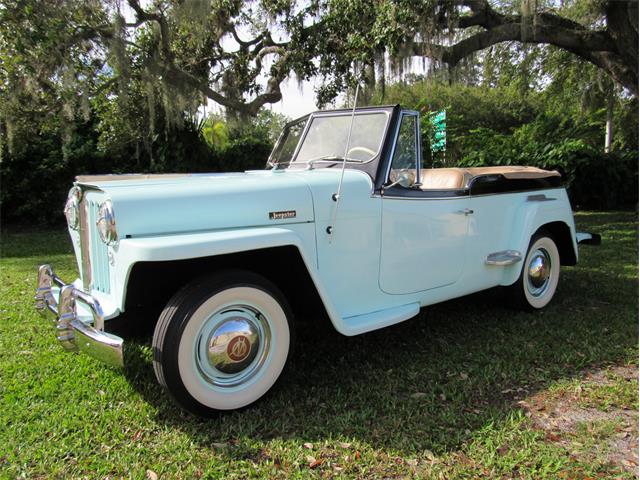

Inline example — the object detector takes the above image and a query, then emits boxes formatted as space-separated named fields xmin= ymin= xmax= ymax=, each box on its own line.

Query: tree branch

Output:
xmin=145 ymin=53 xmax=288 ymax=116
xmin=126 ymin=0 xmax=172 ymax=61
xmin=412 ymin=22 xmax=615 ymax=65
xmin=415 ymin=0 xmax=637 ymax=93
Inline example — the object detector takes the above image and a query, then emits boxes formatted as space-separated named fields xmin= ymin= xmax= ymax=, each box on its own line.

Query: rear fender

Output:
xmin=502 ymin=192 xmax=577 ymax=286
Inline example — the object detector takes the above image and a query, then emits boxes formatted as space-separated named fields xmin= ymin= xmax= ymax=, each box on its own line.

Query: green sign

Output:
xmin=429 ymin=110 xmax=446 ymax=153
xmin=431 ymin=111 xmax=446 ymax=124
xmin=433 ymin=130 xmax=446 ymax=141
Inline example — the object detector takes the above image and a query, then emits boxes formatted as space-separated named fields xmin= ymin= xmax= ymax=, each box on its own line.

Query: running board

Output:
xmin=340 ymin=303 xmax=420 ymax=336
xmin=485 ymin=250 xmax=522 ymax=266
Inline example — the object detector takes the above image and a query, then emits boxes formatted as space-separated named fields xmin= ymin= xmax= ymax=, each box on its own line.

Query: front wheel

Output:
xmin=152 ymin=270 xmax=293 ymax=416
xmin=508 ymin=233 xmax=561 ymax=310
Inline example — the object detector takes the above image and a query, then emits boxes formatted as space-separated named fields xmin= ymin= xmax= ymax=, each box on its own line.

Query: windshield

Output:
xmin=269 ymin=112 xmax=389 ymax=167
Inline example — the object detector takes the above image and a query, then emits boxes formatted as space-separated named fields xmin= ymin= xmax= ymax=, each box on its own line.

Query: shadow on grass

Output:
xmin=121 ymin=261 xmax=638 ymax=456
xmin=3 ymin=212 xmax=633 ymax=460
xmin=0 ymin=229 xmax=73 ymax=258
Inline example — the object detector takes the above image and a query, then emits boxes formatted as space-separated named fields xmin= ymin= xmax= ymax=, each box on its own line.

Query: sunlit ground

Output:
xmin=1 ymin=211 xmax=637 ymax=478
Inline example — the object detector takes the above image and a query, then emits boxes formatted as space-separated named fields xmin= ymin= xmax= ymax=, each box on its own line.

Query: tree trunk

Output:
xmin=604 ymin=90 xmax=614 ymax=153
xmin=362 ymin=60 xmax=376 ymax=104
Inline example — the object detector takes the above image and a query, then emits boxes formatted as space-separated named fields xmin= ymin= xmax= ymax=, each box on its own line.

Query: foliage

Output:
xmin=0 ymin=0 xmax=637 ymax=222
xmin=0 ymin=101 xmax=279 ymax=225
xmin=1 ymin=0 xmax=637 ymax=148
xmin=458 ymin=134 xmax=638 ymax=209
xmin=0 ymin=212 xmax=637 ymax=477
xmin=377 ymin=81 xmax=638 ymax=209
xmin=201 ymin=115 xmax=230 ymax=152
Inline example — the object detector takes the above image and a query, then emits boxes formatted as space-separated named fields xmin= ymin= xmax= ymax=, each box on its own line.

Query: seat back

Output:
xmin=419 ymin=168 xmax=466 ymax=190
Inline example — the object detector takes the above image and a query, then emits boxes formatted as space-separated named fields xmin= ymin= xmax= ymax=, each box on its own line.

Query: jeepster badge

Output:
xmin=269 ymin=210 xmax=296 ymax=220
xmin=227 ymin=335 xmax=251 ymax=362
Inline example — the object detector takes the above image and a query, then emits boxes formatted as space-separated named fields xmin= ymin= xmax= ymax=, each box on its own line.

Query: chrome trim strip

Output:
xmin=485 ymin=250 xmax=523 ymax=266
xmin=78 ymin=189 xmax=92 ymax=291
xmin=373 ymin=192 xmax=468 ymax=200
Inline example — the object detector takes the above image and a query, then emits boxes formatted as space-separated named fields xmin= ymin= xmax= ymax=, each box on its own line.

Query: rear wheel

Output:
xmin=153 ymin=270 xmax=293 ymax=416
xmin=508 ymin=233 xmax=560 ymax=310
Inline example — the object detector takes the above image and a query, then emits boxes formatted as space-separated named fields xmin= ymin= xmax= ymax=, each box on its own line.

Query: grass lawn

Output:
xmin=1 ymin=211 xmax=637 ymax=479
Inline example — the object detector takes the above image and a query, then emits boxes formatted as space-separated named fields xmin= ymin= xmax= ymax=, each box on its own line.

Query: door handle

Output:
xmin=458 ymin=208 xmax=474 ymax=215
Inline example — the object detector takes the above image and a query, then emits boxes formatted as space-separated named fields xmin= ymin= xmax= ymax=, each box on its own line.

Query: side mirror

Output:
xmin=385 ymin=169 xmax=416 ymax=189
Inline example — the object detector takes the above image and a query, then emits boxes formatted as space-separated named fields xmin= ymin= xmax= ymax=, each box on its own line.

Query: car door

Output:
xmin=379 ymin=111 xmax=470 ymax=295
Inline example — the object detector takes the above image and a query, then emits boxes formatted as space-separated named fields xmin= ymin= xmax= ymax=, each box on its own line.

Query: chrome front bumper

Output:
xmin=34 ymin=265 xmax=124 ymax=368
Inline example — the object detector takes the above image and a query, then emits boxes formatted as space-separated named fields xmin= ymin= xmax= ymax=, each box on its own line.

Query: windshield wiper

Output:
xmin=270 ymin=155 xmax=365 ymax=170
xmin=305 ymin=155 xmax=364 ymax=170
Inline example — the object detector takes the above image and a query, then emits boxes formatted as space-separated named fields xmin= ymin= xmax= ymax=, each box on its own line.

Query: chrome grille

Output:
xmin=78 ymin=190 xmax=111 ymax=294
xmin=87 ymin=199 xmax=111 ymax=294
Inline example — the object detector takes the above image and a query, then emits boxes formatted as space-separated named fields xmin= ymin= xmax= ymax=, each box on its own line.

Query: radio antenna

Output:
xmin=327 ymin=83 xmax=359 ymax=241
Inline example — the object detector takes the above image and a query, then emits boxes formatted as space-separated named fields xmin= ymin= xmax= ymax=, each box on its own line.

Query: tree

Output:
xmin=0 ymin=0 xmax=318 ymax=132
xmin=1 ymin=0 xmax=636 ymax=141
xmin=405 ymin=0 xmax=638 ymax=95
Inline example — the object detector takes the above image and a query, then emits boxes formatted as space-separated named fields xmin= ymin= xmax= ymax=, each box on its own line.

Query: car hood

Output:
xmin=76 ymin=171 xmax=314 ymax=237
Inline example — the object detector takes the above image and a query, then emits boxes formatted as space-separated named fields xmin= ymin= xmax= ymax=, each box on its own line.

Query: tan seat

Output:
xmin=419 ymin=168 xmax=466 ymax=189
xmin=418 ymin=166 xmax=560 ymax=190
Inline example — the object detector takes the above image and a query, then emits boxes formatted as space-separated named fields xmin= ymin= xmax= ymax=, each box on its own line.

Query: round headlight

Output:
xmin=96 ymin=200 xmax=118 ymax=245
xmin=64 ymin=187 xmax=81 ymax=230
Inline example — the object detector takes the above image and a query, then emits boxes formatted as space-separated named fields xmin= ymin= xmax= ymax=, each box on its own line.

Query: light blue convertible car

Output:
xmin=35 ymin=105 xmax=600 ymax=416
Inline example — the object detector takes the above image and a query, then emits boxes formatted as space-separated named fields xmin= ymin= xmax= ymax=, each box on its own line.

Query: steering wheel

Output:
xmin=347 ymin=146 xmax=376 ymax=159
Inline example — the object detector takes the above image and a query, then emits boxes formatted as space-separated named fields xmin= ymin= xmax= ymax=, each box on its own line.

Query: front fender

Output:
xmin=111 ymin=225 xmax=343 ymax=329
xmin=118 ymin=227 xmax=312 ymax=263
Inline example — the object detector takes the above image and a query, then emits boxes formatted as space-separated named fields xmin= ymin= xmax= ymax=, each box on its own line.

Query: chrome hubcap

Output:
xmin=195 ymin=305 xmax=271 ymax=388
xmin=526 ymin=248 xmax=552 ymax=297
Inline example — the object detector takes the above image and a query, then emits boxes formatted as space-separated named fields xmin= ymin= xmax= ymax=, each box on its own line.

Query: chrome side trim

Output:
xmin=485 ymin=250 xmax=523 ymax=266
xmin=372 ymin=193 xmax=468 ymax=201
xmin=34 ymin=264 xmax=123 ymax=368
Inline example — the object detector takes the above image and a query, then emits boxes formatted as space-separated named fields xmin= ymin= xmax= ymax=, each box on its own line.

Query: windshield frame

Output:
xmin=290 ymin=110 xmax=391 ymax=167
xmin=267 ymin=106 xmax=395 ymax=169
xmin=267 ymin=114 xmax=310 ymax=168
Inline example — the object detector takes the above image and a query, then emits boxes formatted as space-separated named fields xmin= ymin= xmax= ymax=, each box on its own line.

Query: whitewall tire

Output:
xmin=153 ymin=270 xmax=293 ymax=416
xmin=509 ymin=233 xmax=561 ymax=310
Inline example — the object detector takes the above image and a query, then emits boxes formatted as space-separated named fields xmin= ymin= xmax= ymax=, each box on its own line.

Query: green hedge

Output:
xmin=0 ymin=121 xmax=273 ymax=226
xmin=455 ymin=131 xmax=638 ymax=209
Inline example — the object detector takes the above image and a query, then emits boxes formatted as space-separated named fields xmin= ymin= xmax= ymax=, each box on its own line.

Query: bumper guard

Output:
xmin=34 ymin=265 xmax=124 ymax=368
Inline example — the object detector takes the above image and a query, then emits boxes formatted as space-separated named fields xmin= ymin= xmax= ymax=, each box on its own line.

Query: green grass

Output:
xmin=1 ymin=212 xmax=637 ymax=478
xmin=547 ymin=370 xmax=639 ymax=412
